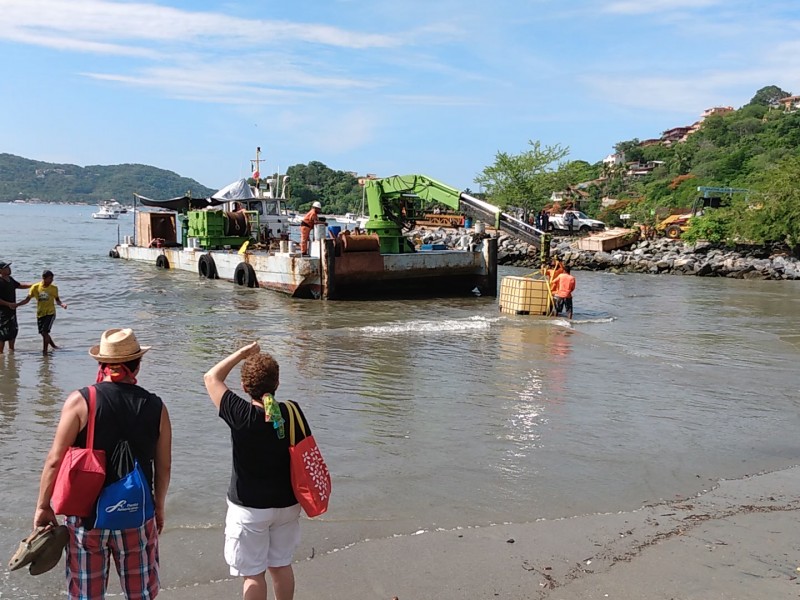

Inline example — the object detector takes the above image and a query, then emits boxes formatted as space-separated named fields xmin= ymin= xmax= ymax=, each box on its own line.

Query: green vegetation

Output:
xmin=283 ymin=161 xmax=363 ymax=214
xmin=477 ymin=85 xmax=800 ymax=251
xmin=0 ymin=153 xmax=215 ymax=203
xmin=4 ymin=84 xmax=798 ymax=252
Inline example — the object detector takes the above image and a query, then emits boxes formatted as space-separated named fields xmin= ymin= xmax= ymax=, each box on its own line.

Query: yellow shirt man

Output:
xmin=18 ymin=270 xmax=67 ymax=353
xmin=29 ymin=281 xmax=59 ymax=317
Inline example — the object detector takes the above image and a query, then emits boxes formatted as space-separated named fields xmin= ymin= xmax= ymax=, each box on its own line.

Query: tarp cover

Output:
xmin=211 ymin=179 xmax=257 ymax=201
xmin=134 ymin=193 xmax=225 ymax=212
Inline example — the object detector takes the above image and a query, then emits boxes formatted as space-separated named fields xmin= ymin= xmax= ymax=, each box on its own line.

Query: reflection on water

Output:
xmin=0 ymin=353 xmax=21 ymax=434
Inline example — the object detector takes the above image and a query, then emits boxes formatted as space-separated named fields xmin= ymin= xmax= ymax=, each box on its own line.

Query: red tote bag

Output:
xmin=285 ymin=400 xmax=331 ymax=517
xmin=51 ymin=386 xmax=107 ymax=517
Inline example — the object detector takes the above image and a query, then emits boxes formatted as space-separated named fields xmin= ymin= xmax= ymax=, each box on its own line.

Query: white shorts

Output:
xmin=224 ymin=499 xmax=302 ymax=576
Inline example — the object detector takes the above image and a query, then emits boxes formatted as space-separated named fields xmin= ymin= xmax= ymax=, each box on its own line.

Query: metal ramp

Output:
xmin=459 ymin=193 xmax=549 ymax=253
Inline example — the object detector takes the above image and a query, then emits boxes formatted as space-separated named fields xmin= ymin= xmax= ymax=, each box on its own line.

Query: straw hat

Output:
xmin=89 ymin=328 xmax=151 ymax=362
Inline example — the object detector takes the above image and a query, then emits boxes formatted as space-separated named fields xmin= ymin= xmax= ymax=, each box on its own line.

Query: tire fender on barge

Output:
xmin=198 ymin=253 xmax=218 ymax=279
xmin=156 ymin=255 xmax=170 ymax=269
xmin=234 ymin=262 xmax=258 ymax=288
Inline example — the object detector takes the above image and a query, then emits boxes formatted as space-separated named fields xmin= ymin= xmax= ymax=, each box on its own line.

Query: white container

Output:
xmin=474 ymin=221 xmax=485 ymax=234
xmin=279 ymin=240 xmax=289 ymax=253
xmin=313 ymin=223 xmax=327 ymax=241
xmin=187 ymin=237 xmax=199 ymax=248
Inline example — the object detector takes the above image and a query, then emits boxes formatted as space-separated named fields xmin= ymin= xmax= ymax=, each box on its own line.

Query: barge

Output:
xmin=110 ymin=156 xmax=548 ymax=300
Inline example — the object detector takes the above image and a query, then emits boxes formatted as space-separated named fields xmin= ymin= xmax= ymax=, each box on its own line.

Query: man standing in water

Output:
xmin=0 ymin=261 xmax=31 ymax=353
xmin=553 ymin=265 xmax=576 ymax=319
xmin=17 ymin=269 xmax=67 ymax=354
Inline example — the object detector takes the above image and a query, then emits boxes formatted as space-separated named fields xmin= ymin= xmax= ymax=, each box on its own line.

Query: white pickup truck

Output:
xmin=548 ymin=210 xmax=605 ymax=233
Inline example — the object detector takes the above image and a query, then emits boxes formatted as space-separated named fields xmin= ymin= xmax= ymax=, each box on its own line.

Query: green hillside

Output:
xmin=0 ymin=154 xmax=215 ymax=203
xmin=476 ymin=85 xmax=800 ymax=249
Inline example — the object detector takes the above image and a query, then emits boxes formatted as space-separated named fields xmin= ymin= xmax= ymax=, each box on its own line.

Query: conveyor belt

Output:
xmin=460 ymin=193 xmax=548 ymax=252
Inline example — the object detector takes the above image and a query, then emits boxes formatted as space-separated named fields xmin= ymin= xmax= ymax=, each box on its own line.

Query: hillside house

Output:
xmin=701 ymin=106 xmax=734 ymax=119
xmin=778 ymin=96 xmax=800 ymax=112
xmin=661 ymin=126 xmax=693 ymax=145
xmin=603 ymin=153 xmax=624 ymax=167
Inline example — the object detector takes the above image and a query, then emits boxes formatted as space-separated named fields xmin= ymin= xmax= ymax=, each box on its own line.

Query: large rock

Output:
xmin=477 ymin=230 xmax=799 ymax=281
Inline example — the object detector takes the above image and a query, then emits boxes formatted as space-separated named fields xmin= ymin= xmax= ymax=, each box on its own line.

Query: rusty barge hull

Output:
xmin=113 ymin=238 xmax=497 ymax=300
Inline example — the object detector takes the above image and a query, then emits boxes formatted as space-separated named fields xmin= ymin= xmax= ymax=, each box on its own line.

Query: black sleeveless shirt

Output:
xmin=74 ymin=381 xmax=163 ymax=491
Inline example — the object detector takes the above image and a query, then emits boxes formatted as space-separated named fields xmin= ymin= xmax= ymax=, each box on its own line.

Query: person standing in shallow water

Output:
xmin=204 ymin=341 xmax=314 ymax=600
xmin=0 ymin=260 xmax=31 ymax=353
xmin=17 ymin=269 xmax=67 ymax=354
xmin=552 ymin=265 xmax=576 ymax=319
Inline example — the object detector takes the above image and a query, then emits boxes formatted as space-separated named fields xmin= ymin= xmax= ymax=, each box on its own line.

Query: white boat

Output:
xmin=338 ymin=212 xmax=369 ymax=229
xmin=103 ymin=199 xmax=127 ymax=214
xmin=92 ymin=205 xmax=119 ymax=220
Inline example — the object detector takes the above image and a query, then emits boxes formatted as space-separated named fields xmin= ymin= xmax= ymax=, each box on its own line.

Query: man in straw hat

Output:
xmin=32 ymin=328 xmax=172 ymax=600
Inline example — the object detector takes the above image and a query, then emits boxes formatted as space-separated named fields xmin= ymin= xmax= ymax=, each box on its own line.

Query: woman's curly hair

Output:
xmin=241 ymin=352 xmax=280 ymax=399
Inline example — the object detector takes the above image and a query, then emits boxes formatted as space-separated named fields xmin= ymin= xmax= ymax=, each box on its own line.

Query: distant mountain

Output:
xmin=0 ymin=153 xmax=216 ymax=203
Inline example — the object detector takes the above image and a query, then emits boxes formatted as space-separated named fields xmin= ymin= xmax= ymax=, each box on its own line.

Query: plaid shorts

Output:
xmin=65 ymin=516 xmax=160 ymax=600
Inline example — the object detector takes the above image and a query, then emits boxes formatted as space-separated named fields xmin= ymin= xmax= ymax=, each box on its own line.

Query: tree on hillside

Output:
xmin=738 ymin=155 xmax=800 ymax=252
xmin=748 ymin=85 xmax=792 ymax=107
xmin=285 ymin=161 xmax=362 ymax=213
xmin=614 ymin=139 xmax=645 ymax=164
xmin=474 ymin=140 xmax=570 ymax=211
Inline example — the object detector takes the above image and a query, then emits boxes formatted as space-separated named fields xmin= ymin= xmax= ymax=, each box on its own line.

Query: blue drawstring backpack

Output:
xmin=94 ymin=441 xmax=154 ymax=530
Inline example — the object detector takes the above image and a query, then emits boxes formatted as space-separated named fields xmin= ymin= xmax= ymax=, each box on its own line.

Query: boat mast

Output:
xmin=251 ymin=147 xmax=265 ymax=196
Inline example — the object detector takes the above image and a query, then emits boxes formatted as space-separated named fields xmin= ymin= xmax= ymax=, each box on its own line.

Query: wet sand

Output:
xmin=156 ymin=466 xmax=800 ymax=600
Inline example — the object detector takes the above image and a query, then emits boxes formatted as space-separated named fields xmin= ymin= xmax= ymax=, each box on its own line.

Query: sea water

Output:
xmin=1 ymin=203 xmax=799 ymax=597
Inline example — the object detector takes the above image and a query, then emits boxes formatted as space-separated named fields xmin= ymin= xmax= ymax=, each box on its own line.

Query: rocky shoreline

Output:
xmin=415 ymin=227 xmax=800 ymax=280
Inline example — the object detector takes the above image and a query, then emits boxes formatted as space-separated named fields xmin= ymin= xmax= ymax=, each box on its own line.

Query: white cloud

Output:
xmin=604 ymin=0 xmax=722 ymax=15
xmin=0 ymin=0 xmax=401 ymax=50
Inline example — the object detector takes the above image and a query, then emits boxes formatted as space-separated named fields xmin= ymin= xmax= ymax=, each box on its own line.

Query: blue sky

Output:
xmin=1 ymin=0 xmax=799 ymax=191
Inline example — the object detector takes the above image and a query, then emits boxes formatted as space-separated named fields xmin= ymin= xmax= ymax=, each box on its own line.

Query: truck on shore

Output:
xmin=548 ymin=210 xmax=605 ymax=233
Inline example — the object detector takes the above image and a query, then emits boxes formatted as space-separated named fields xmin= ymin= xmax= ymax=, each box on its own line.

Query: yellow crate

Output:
xmin=498 ymin=276 xmax=551 ymax=316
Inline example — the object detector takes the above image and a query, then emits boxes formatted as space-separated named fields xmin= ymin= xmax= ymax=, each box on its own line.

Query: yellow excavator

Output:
xmin=655 ymin=186 xmax=749 ymax=239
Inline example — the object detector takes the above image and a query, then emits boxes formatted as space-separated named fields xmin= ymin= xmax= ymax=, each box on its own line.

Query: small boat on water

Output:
xmin=109 ymin=148 xmax=548 ymax=299
xmin=105 ymin=199 xmax=128 ymax=214
xmin=92 ymin=204 xmax=119 ymax=220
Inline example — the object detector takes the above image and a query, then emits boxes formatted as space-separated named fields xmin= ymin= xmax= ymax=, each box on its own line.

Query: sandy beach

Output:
xmin=149 ymin=466 xmax=800 ymax=600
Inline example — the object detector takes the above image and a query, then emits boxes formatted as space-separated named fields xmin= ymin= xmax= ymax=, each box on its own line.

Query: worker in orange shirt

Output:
xmin=552 ymin=265 xmax=576 ymax=319
xmin=299 ymin=201 xmax=322 ymax=255
xmin=545 ymin=258 xmax=564 ymax=293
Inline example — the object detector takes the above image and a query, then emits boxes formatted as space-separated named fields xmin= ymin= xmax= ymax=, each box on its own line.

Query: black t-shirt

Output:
xmin=0 ymin=276 xmax=20 ymax=317
xmin=219 ymin=390 xmax=310 ymax=509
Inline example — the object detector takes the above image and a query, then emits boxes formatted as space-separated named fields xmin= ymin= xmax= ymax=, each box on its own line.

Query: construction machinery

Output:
xmin=655 ymin=186 xmax=749 ymax=239
xmin=362 ymin=174 xmax=549 ymax=261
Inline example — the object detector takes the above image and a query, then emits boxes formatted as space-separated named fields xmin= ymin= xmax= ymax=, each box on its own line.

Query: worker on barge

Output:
xmin=299 ymin=201 xmax=323 ymax=256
